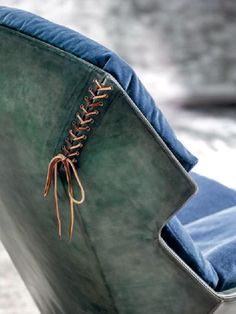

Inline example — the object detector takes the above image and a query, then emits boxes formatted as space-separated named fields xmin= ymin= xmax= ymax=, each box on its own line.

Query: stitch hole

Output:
xmin=65 ymin=137 xmax=71 ymax=143
xmin=62 ymin=145 xmax=69 ymax=153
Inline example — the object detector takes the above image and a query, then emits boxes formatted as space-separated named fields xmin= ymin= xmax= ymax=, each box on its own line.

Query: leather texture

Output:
xmin=0 ymin=6 xmax=198 ymax=172
xmin=0 ymin=26 xmax=219 ymax=313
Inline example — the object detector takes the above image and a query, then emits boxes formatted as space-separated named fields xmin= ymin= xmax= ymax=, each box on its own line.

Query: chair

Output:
xmin=0 ymin=6 xmax=236 ymax=314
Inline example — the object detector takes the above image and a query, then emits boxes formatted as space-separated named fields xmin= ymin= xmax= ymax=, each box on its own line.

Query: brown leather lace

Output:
xmin=43 ymin=79 xmax=112 ymax=240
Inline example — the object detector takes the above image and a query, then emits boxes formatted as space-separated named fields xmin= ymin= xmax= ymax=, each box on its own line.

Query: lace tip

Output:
xmin=69 ymin=230 xmax=73 ymax=241
xmin=58 ymin=228 xmax=62 ymax=240
xmin=58 ymin=222 xmax=62 ymax=240
xmin=43 ymin=187 xmax=49 ymax=197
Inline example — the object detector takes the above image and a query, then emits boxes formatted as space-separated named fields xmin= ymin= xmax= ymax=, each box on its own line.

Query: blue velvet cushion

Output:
xmin=161 ymin=215 xmax=219 ymax=288
xmin=163 ymin=173 xmax=236 ymax=292
xmin=178 ymin=173 xmax=236 ymax=225
xmin=0 ymin=6 xmax=197 ymax=172
xmin=186 ymin=205 xmax=236 ymax=291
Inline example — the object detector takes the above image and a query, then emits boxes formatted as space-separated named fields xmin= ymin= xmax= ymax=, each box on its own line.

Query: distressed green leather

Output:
xmin=0 ymin=26 xmax=220 ymax=313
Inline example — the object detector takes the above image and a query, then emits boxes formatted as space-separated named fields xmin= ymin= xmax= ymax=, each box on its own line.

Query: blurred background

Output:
xmin=0 ymin=1 xmax=235 ymax=313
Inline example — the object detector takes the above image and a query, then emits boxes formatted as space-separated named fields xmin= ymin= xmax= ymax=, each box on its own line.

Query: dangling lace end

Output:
xmin=69 ymin=198 xmax=74 ymax=241
xmin=57 ymin=220 xmax=62 ymax=240
xmin=43 ymin=153 xmax=85 ymax=240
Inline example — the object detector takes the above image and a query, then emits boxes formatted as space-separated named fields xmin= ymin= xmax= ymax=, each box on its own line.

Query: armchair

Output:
xmin=0 ymin=7 xmax=235 ymax=314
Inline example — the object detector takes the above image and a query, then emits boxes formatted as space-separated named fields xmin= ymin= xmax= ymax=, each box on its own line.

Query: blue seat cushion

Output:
xmin=0 ymin=6 xmax=197 ymax=172
xmin=163 ymin=173 xmax=236 ymax=291
xmin=178 ymin=173 xmax=236 ymax=224
xmin=161 ymin=215 xmax=219 ymax=288
xmin=186 ymin=205 xmax=236 ymax=291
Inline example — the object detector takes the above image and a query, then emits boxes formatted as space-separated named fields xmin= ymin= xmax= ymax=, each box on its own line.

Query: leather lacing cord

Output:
xmin=43 ymin=79 xmax=112 ymax=240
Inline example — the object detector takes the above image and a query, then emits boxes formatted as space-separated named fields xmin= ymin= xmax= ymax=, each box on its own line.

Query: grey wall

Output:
xmin=1 ymin=0 xmax=236 ymax=102
xmin=107 ymin=1 xmax=236 ymax=102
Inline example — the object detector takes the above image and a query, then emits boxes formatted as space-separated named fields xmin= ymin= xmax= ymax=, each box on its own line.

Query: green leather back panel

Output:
xmin=0 ymin=26 xmax=219 ymax=313
xmin=0 ymin=26 xmax=115 ymax=314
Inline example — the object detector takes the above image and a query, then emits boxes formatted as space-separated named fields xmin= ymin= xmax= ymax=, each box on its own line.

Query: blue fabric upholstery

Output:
xmin=178 ymin=173 xmax=236 ymax=224
xmin=163 ymin=173 xmax=236 ymax=292
xmin=161 ymin=216 xmax=219 ymax=288
xmin=0 ymin=6 xmax=197 ymax=172
xmin=186 ymin=205 xmax=236 ymax=291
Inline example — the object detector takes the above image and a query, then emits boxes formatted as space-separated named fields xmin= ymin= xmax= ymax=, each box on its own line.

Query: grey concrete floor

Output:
xmin=0 ymin=1 xmax=235 ymax=313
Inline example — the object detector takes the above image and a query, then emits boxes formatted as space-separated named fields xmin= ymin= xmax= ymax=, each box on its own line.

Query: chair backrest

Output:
xmin=0 ymin=6 xmax=198 ymax=173
xmin=0 ymin=23 xmax=218 ymax=314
